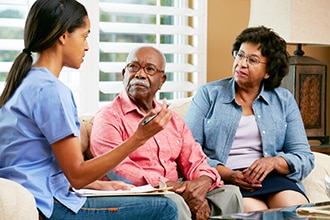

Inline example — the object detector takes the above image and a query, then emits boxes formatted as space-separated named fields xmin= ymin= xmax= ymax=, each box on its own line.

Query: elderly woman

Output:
xmin=184 ymin=26 xmax=314 ymax=212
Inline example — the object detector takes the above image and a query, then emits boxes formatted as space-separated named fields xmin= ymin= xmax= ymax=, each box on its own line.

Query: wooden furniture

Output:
xmin=311 ymin=144 xmax=330 ymax=156
xmin=281 ymin=47 xmax=328 ymax=145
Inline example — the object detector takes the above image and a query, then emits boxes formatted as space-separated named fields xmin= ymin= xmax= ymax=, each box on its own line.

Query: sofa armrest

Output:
xmin=0 ymin=178 xmax=38 ymax=220
xmin=302 ymin=151 xmax=330 ymax=203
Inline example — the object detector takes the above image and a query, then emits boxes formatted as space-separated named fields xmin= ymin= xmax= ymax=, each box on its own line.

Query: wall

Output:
xmin=207 ymin=0 xmax=330 ymax=138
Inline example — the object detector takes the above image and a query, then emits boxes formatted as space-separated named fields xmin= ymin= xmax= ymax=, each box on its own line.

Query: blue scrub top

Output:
xmin=0 ymin=67 xmax=86 ymax=218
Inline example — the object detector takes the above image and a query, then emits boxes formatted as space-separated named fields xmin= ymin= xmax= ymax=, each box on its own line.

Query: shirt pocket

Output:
xmin=49 ymin=172 xmax=70 ymax=196
xmin=203 ymin=118 xmax=232 ymax=148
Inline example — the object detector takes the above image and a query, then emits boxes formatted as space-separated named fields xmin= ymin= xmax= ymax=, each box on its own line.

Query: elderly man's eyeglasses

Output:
xmin=233 ymin=51 xmax=267 ymax=66
xmin=126 ymin=63 xmax=164 ymax=75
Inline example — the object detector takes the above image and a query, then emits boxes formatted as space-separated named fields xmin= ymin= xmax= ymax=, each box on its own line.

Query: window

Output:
xmin=0 ymin=0 xmax=30 ymax=93
xmin=0 ymin=0 xmax=207 ymax=115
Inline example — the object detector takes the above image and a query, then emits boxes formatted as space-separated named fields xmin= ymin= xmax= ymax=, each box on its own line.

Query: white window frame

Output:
xmin=0 ymin=0 xmax=207 ymax=115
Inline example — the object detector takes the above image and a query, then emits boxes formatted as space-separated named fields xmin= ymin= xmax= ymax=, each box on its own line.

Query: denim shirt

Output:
xmin=185 ymin=78 xmax=314 ymax=183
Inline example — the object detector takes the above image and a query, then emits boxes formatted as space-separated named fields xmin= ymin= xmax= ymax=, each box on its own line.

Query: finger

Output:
xmin=162 ymin=98 xmax=168 ymax=109
xmin=110 ymin=181 xmax=134 ymax=190
xmin=194 ymin=201 xmax=210 ymax=219
xmin=242 ymin=187 xmax=257 ymax=192
xmin=174 ymin=183 xmax=186 ymax=194
xmin=257 ymin=170 xmax=269 ymax=182
xmin=245 ymin=164 xmax=264 ymax=182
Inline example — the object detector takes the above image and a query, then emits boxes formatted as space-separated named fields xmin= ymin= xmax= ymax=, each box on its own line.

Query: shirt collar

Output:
xmin=223 ymin=78 xmax=269 ymax=105
xmin=119 ymin=90 xmax=159 ymax=116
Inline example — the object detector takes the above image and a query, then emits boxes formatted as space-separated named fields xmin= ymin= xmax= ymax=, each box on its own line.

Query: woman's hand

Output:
xmin=243 ymin=156 xmax=290 ymax=184
xmin=216 ymin=165 xmax=261 ymax=192
xmin=84 ymin=180 xmax=134 ymax=191
xmin=229 ymin=170 xmax=262 ymax=192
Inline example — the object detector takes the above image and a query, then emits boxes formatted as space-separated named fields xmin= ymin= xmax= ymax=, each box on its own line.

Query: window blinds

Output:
xmin=0 ymin=0 xmax=207 ymax=114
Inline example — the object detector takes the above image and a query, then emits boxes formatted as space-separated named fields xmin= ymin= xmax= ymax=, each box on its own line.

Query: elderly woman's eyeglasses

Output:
xmin=126 ymin=63 xmax=164 ymax=75
xmin=233 ymin=51 xmax=267 ymax=66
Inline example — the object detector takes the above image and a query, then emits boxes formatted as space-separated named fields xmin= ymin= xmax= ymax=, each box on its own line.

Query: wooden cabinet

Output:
xmin=282 ymin=54 xmax=329 ymax=144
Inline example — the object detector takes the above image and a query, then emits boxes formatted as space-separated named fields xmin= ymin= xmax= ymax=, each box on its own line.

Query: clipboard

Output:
xmin=72 ymin=184 xmax=174 ymax=197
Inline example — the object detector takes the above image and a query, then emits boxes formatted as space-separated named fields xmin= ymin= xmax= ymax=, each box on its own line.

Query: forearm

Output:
xmin=199 ymin=175 xmax=213 ymax=188
xmin=53 ymin=133 xmax=147 ymax=189
xmin=273 ymin=156 xmax=291 ymax=175
xmin=78 ymin=133 xmax=147 ymax=185
xmin=216 ymin=164 xmax=234 ymax=183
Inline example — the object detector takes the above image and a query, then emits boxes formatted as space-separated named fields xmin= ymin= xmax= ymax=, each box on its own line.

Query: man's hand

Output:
xmin=178 ymin=176 xmax=212 ymax=219
xmin=166 ymin=180 xmax=185 ymax=192
xmin=193 ymin=199 xmax=210 ymax=220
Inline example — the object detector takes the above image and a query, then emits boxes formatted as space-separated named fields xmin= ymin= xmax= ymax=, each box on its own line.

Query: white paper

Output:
xmin=72 ymin=184 xmax=173 ymax=197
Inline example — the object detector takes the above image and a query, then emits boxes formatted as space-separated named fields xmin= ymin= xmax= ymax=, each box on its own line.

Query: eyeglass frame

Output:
xmin=125 ymin=62 xmax=165 ymax=76
xmin=233 ymin=50 xmax=267 ymax=66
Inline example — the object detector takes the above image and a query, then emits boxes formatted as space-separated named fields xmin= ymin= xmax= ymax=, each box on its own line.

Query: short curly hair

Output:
xmin=232 ymin=26 xmax=289 ymax=90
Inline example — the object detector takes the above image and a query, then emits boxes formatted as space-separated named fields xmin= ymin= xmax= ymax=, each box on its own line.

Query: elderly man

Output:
xmin=90 ymin=46 xmax=243 ymax=220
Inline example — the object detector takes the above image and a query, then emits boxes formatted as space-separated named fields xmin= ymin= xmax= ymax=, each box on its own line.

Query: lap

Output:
xmin=165 ymin=185 xmax=244 ymax=219
xmin=240 ymin=172 xmax=308 ymax=201
xmin=43 ymin=195 xmax=177 ymax=220
xmin=165 ymin=193 xmax=191 ymax=220
xmin=207 ymin=184 xmax=244 ymax=215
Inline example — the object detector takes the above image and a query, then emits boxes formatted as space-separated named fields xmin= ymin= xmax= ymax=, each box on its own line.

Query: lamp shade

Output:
xmin=248 ymin=0 xmax=330 ymax=46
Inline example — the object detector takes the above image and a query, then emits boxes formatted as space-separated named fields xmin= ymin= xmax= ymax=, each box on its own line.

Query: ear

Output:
xmin=159 ymin=73 xmax=167 ymax=89
xmin=59 ymin=32 xmax=67 ymax=45
xmin=264 ymin=73 xmax=270 ymax=79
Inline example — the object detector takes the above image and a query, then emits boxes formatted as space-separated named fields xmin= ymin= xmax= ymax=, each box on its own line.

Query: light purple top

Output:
xmin=225 ymin=115 xmax=263 ymax=169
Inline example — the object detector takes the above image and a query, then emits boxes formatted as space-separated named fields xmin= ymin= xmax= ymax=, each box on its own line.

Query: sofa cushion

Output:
xmin=79 ymin=115 xmax=94 ymax=160
xmin=0 ymin=178 xmax=38 ymax=220
xmin=302 ymin=151 xmax=330 ymax=203
xmin=168 ymin=97 xmax=192 ymax=118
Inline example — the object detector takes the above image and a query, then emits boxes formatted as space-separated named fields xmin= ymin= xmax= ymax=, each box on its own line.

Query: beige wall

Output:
xmin=207 ymin=0 xmax=330 ymax=137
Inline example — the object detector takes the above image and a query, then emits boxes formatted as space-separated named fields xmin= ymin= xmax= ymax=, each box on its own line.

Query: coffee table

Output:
xmin=209 ymin=201 xmax=330 ymax=220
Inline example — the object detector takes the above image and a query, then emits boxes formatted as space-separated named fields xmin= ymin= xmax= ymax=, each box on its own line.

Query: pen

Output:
xmin=142 ymin=113 xmax=158 ymax=126
xmin=142 ymin=104 xmax=170 ymax=126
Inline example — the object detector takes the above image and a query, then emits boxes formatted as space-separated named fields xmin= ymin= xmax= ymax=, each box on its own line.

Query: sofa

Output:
xmin=168 ymin=97 xmax=330 ymax=203
xmin=79 ymin=97 xmax=330 ymax=203
xmin=0 ymin=178 xmax=38 ymax=219
xmin=1 ymin=97 xmax=330 ymax=219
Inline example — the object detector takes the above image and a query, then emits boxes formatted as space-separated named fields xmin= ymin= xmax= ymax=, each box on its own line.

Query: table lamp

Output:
xmin=248 ymin=0 xmax=330 ymax=144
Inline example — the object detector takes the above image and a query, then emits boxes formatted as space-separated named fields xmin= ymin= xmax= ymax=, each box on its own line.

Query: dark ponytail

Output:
xmin=0 ymin=0 xmax=87 ymax=107
xmin=0 ymin=51 xmax=33 ymax=106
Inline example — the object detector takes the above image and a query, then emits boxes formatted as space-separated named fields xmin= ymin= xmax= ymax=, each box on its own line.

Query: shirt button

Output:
xmin=257 ymin=115 xmax=261 ymax=118
xmin=262 ymin=130 xmax=266 ymax=134
xmin=157 ymin=139 xmax=161 ymax=143
xmin=176 ymin=140 xmax=180 ymax=144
